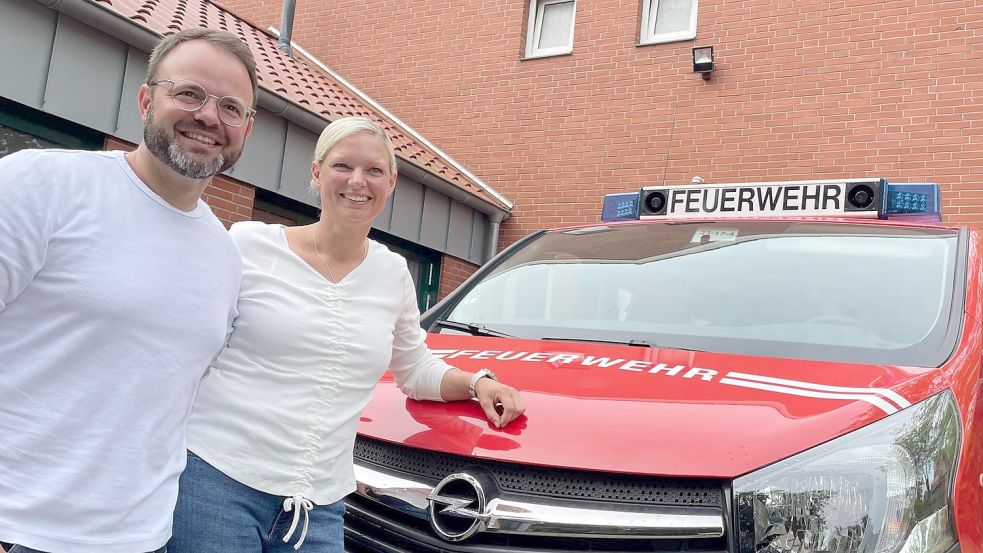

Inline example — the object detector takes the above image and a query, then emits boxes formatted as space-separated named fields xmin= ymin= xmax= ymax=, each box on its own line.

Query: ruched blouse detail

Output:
xmin=185 ymin=221 xmax=451 ymax=506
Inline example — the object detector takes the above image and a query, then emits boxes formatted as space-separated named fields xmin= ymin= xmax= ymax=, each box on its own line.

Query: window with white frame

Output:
xmin=640 ymin=0 xmax=698 ymax=45
xmin=525 ymin=0 xmax=576 ymax=58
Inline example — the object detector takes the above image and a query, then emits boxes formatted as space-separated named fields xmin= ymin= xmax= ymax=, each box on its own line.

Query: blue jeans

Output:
xmin=1 ymin=545 xmax=165 ymax=553
xmin=169 ymin=451 xmax=345 ymax=553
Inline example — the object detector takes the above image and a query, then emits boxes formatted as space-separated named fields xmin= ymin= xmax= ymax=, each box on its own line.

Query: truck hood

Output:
xmin=357 ymin=334 xmax=940 ymax=479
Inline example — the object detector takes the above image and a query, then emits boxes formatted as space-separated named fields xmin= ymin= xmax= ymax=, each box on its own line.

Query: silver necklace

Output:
xmin=311 ymin=224 xmax=367 ymax=283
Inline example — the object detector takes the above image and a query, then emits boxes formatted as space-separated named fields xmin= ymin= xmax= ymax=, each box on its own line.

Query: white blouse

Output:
xmin=186 ymin=221 xmax=452 ymax=505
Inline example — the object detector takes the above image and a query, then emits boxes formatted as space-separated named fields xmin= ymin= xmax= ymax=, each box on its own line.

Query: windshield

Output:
xmin=440 ymin=221 xmax=961 ymax=366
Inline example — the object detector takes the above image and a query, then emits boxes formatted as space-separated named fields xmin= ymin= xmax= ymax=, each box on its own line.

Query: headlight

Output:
xmin=733 ymin=390 xmax=960 ymax=553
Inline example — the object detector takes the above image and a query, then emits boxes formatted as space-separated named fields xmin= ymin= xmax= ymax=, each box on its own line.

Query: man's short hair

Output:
xmin=146 ymin=28 xmax=258 ymax=105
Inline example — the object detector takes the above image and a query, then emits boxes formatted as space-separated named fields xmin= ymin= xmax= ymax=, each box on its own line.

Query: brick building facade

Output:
xmin=2 ymin=0 xmax=517 ymax=301
xmin=215 ymin=0 xmax=981 ymax=250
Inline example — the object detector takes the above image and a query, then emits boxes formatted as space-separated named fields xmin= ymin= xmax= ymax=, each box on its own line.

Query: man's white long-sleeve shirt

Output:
xmin=186 ymin=221 xmax=451 ymax=505
xmin=0 ymin=149 xmax=242 ymax=553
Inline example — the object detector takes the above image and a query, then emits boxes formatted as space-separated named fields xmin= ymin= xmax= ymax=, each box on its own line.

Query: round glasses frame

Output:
xmin=149 ymin=79 xmax=256 ymax=127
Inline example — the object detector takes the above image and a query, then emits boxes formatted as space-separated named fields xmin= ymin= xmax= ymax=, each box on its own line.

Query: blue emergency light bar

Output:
xmin=601 ymin=179 xmax=941 ymax=223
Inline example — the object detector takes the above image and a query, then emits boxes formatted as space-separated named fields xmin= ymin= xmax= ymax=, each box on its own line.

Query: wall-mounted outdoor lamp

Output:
xmin=692 ymin=46 xmax=714 ymax=79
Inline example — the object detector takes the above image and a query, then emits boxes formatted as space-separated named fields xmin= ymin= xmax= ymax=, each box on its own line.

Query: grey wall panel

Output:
xmin=0 ymin=0 xmax=57 ymax=107
xmin=389 ymin=178 xmax=425 ymax=242
xmin=226 ymin=108 xmax=287 ymax=188
xmin=447 ymin=201 xmax=475 ymax=260
xmin=372 ymin=176 xmax=399 ymax=232
xmin=114 ymin=48 xmax=149 ymax=143
xmin=419 ymin=188 xmax=451 ymax=251
xmin=45 ymin=15 xmax=126 ymax=133
xmin=468 ymin=213 xmax=488 ymax=264
xmin=277 ymin=122 xmax=318 ymax=204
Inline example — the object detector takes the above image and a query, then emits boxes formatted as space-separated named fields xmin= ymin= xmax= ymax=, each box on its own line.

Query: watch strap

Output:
xmin=468 ymin=368 xmax=497 ymax=398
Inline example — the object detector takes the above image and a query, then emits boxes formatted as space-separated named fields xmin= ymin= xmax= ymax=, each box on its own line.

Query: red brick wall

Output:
xmin=203 ymin=179 xmax=255 ymax=225
xmin=105 ymin=137 xmax=256 ymax=227
xmin=440 ymin=255 xmax=479 ymax=299
xmin=222 ymin=0 xmax=982 ymax=248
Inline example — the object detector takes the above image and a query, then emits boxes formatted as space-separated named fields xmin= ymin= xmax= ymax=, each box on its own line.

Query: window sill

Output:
xmin=636 ymin=33 xmax=696 ymax=47
xmin=520 ymin=50 xmax=574 ymax=61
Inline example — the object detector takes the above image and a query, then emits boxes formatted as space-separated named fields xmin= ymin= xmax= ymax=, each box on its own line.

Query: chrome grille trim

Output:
xmin=354 ymin=462 xmax=725 ymax=539
xmin=355 ymin=436 xmax=723 ymax=506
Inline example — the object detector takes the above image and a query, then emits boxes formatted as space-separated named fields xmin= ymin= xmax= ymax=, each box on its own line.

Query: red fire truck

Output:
xmin=345 ymin=178 xmax=979 ymax=553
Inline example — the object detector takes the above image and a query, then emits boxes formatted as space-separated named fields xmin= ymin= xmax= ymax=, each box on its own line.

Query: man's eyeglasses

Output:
xmin=149 ymin=79 xmax=255 ymax=128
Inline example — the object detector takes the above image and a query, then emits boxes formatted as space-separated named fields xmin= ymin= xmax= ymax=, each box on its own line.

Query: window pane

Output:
xmin=653 ymin=0 xmax=694 ymax=34
xmin=538 ymin=1 xmax=575 ymax=49
xmin=0 ymin=123 xmax=59 ymax=159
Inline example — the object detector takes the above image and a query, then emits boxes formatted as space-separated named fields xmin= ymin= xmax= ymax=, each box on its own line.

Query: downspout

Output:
xmin=277 ymin=0 xmax=295 ymax=56
xmin=485 ymin=212 xmax=506 ymax=263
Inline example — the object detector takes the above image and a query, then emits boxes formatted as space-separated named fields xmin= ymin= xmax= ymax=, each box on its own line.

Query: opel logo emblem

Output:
xmin=426 ymin=472 xmax=489 ymax=542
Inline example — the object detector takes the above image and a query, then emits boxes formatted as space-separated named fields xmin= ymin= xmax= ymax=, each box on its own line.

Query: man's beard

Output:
xmin=143 ymin=105 xmax=241 ymax=179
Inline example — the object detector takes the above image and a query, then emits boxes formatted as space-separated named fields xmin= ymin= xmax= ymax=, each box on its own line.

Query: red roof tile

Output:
xmin=90 ymin=0 xmax=509 ymax=211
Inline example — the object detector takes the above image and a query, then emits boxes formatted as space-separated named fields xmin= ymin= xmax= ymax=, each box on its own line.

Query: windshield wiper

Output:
xmin=433 ymin=319 xmax=513 ymax=338
xmin=542 ymin=337 xmax=655 ymax=347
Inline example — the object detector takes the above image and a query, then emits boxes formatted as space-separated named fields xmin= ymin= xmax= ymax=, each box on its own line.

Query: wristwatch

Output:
xmin=468 ymin=368 xmax=498 ymax=398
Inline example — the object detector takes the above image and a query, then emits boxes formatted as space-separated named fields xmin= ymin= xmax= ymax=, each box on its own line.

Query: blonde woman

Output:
xmin=168 ymin=117 xmax=524 ymax=552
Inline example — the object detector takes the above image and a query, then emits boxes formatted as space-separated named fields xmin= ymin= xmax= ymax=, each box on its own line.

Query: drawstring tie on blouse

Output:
xmin=282 ymin=495 xmax=314 ymax=550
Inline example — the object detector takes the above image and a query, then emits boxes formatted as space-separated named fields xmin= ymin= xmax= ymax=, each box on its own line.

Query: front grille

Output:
xmin=345 ymin=494 xmax=729 ymax=553
xmin=345 ymin=437 xmax=732 ymax=552
xmin=354 ymin=436 xmax=722 ymax=506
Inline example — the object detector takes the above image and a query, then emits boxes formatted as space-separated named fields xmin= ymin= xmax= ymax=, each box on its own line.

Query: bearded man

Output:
xmin=0 ymin=28 xmax=256 ymax=553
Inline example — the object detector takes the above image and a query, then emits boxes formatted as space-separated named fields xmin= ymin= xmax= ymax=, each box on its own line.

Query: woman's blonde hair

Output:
xmin=313 ymin=116 xmax=397 ymax=175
